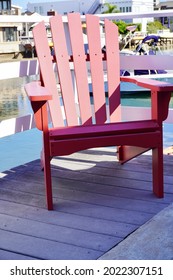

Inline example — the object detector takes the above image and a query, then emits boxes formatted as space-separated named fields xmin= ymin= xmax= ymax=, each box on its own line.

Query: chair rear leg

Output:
xmin=118 ymin=144 xmax=164 ymax=198
xmin=40 ymin=148 xmax=44 ymax=170
xmin=152 ymin=146 xmax=164 ymax=198
xmin=118 ymin=145 xmax=150 ymax=163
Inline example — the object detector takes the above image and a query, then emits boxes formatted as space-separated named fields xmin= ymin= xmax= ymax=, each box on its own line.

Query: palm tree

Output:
xmin=102 ymin=3 xmax=120 ymax=14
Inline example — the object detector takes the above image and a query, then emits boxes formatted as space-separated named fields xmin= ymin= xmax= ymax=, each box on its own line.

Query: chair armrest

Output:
xmin=120 ymin=76 xmax=173 ymax=122
xmin=120 ymin=76 xmax=173 ymax=92
xmin=24 ymin=81 xmax=52 ymax=102
xmin=25 ymin=81 xmax=52 ymax=131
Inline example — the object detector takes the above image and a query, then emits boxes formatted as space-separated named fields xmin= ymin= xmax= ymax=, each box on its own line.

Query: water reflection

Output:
xmin=1 ymin=75 xmax=173 ymax=122
xmin=0 ymin=76 xmax=36 ymax=121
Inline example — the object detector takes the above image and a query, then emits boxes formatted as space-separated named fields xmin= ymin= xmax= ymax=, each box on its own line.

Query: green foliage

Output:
xmin=102 ymin=2 xmax=142 ymax=35
xmin=102 ymin=3 xmax=119 ymax=14
xmin=114 ymin=20 xmax=127 ymax=34
xmin=134 ymin=23 xmax=141 ymax=32
xmin=147 ymin=20 xmax=166 ymax=34
xmin=113 ymin=21 xmax=141 ymax=34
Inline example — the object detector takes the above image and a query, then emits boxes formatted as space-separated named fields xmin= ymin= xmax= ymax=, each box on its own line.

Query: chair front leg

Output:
xmin=43 ymin=131 xmax=53 ymax=210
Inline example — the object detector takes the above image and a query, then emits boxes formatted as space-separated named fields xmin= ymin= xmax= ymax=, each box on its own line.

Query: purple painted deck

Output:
xmin=0 ymin=147 xmax=173 ymax=260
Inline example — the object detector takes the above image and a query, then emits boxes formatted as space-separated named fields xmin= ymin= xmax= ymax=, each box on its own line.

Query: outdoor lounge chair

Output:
xmin=25 ymin=13 xmax=173 ymax=210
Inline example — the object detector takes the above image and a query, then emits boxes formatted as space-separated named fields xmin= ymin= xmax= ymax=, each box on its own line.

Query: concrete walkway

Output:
xmin=99 ymin=203 xmax=173 ymax=260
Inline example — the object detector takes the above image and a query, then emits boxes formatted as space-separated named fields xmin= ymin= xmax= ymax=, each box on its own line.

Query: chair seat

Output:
xmin=49 ymin=120 xmax=161 ymax=158
xmin=49 ymin=120 xmax=159 ymax=140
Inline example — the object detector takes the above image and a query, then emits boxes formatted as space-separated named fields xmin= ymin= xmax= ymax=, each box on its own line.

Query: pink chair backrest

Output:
xmin=32 ymin=13 xmax=121 ymax=128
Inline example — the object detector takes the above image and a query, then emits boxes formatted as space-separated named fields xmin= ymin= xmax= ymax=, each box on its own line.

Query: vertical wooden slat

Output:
xmin=86 ymin=14 xmax=107 ymax=124
xmin=50 ymin=15 xmax=78 ymax=126
xmin=33 ymin=21 xmax=64 ymax=127
xmin=67 ymin=13 xmax=92 ymax=125
xmin=105 ymin=19 xmax=121 ymax=122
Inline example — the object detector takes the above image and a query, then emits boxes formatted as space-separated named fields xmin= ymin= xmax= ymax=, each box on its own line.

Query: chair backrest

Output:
xmin=32 ymin=13 xmax=121 ymax=128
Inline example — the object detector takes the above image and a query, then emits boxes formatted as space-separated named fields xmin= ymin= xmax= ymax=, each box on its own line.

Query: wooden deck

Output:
xmin=0 ymin=147 xmax=173 ymax=260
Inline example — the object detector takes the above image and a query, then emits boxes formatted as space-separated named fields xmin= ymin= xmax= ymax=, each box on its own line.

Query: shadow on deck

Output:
xmin=0 ymin=148 xmax=173 ymax=260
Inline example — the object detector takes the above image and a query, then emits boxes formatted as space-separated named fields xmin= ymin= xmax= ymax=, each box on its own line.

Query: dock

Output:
xmin=0 ymin=147 xmax=173 ymax=260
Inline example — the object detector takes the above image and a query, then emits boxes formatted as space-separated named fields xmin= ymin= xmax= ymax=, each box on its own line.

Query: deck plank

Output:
xmin=0 ymin=213 xmax=120 ymax=252
xmin=0 ymin=249 xmax=38 ymax=260
xmin=0 ymin=148 xmax=173 ymax=260
xmin=0 ymin=229 xmax=102 ymax=260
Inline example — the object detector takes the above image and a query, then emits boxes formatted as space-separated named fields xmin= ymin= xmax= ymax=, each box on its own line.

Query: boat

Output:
xmin=120 ymin=34 xmax=167 ymax=76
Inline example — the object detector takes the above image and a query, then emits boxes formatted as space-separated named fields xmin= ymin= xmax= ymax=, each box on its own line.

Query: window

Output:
xmin=34 ymin=6 xmax=38 ymax=13
xmin=0 ymin=0 xmax=11 ymax=10
xmin=39 ymin=6 xmax=43 ymax=15
xmin=3 ymin=27 xmax=17 ymax=42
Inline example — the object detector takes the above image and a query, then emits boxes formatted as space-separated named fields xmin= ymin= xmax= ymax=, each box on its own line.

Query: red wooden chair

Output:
xmin=25 ymin=13 xmax=173 ymax=210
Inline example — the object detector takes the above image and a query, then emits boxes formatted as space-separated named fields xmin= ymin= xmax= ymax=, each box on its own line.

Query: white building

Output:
xmin=99 ymin=0 xmax=154 ymax=24
xmin=27 ymin=0 xmax=155 ymax=21
xmin=27 ymin=0 xmax=103 ymax=15
xmin=27 ymin=0 xmax=159 ymax=30
xmin=0 ymin=4 xmax=23 ymax=55
xmin=154 ymin=0 xmax=160 ymax=8
xmin=100 ymin=0 xmax=153 ymax=14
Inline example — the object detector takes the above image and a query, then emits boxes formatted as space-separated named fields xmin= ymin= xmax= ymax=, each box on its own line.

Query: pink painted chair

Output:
xmin=25 ymin=13 xmax=173 ymax=210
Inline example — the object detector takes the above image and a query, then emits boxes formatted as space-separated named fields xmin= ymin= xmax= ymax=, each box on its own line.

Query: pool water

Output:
xmin=0 ymin=129 xmax=42 ymax=172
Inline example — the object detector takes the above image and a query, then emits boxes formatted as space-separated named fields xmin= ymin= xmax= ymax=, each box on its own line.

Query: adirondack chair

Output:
xmin=25 ymin=13 xmax=173 ymax=210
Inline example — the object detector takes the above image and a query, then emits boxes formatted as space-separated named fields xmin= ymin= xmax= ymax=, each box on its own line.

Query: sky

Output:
xmin=12 ymin=1 xmax=54 ymax=11
xmin=12 ymin=1 xmax=32 ymax=11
